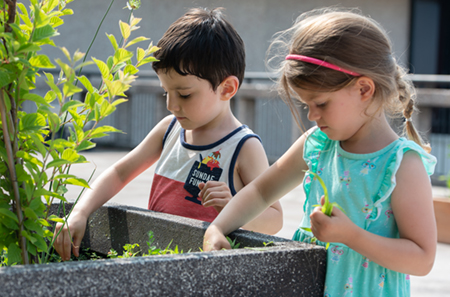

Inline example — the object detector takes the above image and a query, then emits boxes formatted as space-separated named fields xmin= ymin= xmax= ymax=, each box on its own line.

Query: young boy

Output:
xmin=53 ymin=7 xmax=283 ymax=261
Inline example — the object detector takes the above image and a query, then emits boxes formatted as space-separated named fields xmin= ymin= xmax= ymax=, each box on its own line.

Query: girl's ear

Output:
xmin=219 ymin=76 xmax=239 ymax=101
xmin=356 ymin=77 xmax=375 ymax=101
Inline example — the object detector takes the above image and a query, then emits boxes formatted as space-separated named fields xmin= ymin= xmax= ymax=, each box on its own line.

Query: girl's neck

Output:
xmin=340 ymin=114 xmax=398 ymax=154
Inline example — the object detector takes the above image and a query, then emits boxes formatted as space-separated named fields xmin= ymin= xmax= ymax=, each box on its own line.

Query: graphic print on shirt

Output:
xmin=330 ymin=245 xmax=344 ymax=263
xmin=343 ymin=276 xmax=353 ymax=296
xmin=340 ymin=170 xmax=351 ymax=188
xmin=184 ymin=150 xmax=223 ymax=205
xmin=360 ymin=158 xmax=377 ymax=175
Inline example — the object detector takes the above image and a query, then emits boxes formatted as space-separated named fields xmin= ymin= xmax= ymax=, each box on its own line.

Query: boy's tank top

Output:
xmin=148 ymin=117 xmax=261 ymax=222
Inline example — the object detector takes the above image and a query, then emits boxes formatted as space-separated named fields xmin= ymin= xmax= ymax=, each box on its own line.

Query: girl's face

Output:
xmin=292 ymin=82 xmax=372 ymax=142
xmin=157 ymin=69 xmax=228 ymax=131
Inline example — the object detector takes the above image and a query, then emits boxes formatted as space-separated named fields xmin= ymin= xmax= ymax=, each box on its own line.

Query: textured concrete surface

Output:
xmin=1 ymin=203 xmax=326 ymax=297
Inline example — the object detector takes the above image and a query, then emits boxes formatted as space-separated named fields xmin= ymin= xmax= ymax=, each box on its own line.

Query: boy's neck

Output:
xmin=184 ymin=112 xmax=242 ymax=146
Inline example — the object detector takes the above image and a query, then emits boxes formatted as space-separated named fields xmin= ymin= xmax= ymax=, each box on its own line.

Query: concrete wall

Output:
xmin=40 ymin=0 xmax=411 ymax=73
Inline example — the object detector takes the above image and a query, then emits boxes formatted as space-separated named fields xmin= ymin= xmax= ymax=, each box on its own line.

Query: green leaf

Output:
xmin=77 ymin=140 xmax=96 ymax=151
xmin=7 ymin=243 xmax=23 ymax=265
xmin=73 ymin=50 xmax=85 ymax=63
xmin=112 ymin=98 xmax=128 ymax=107
xmin=62 ymin=148 xmax=80 ymax=162
xmin=22 ymin=93 xmax=51 ymax=107
xmin=16 ymin=43 xmax=41 ymax=54
xmin=113 ymin=48 xmax=133 ymax=65
xmin=123 ymin=64 xmax=138 ymax=75
xmin=0 ymin=208 xmax=19 ymax=223
xmin=136 ymin=56 xmax=158 ymax=67
xmin=32 ymin=24 xmax=59 ymax=42
xmin=48 ymin=215 xmax=65 ymax=223
xmin=92 ymin=58 xmax=109 ymax=78
xmin=24 ymin=207 xmax=38 ymax=220
xmin=19 ymin=113 xmax=47 ymax=132
xmin=64 ymin=178 xmax=90 ymax=188
xmin=60 ymin=46 xmax=71 ymax=62
xmin=29 ymin=55 xmax=55 ymax=68
xmin=125 ymin=36 xmax=149 ymax=48
xmin=0 ymin=71 xmax=14 ymax=88
xmin=30 ymin=134 xmax=47 ymax=156
xmin=44 ymin=72 xmax=62 ymax=102
xmin=61 ymin=100 xmax=84 ymax=114
xmin=62 ymin=81 xmax=83 ymax=98
xmin=46 ymin=158 xmax=71 ymax=168
xmin=24 ymin=220 xmax=44 ymax=236
xmin=77 ymin=75 xmax=94 ymax=93
xmin=107 ymin=33 xmax=119 ymax=51
xmin=31 ymin=233 xmax=48 ymax=251
xmin=119 ymin=21 xmax=131 ymax=40
xmin=50 ymin=16 xmax=64 ymax=28
xmin=136 ymin=47 xmax=145 ymax=62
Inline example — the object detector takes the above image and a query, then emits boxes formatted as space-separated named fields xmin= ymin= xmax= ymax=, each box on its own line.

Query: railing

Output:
xmin=30 ymin=71 xmax=450 ymax=180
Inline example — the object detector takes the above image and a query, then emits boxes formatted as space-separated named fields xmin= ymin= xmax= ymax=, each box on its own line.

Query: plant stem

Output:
xmin=0 ymin=90 xmax=29 ymax=265
xmin=76 ymin=0 xmax=116 ymax=77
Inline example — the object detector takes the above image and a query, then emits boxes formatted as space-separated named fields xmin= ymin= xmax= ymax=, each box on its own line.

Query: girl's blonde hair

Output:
xmin=267 ymin=7 xmax=431 ymax=152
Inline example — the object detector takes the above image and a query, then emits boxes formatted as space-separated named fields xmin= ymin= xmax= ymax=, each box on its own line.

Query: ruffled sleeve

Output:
xmin=302 ymin=127 xmax=332 ymax=210
xmin=370 ymin=138 xmax=437 ymax=221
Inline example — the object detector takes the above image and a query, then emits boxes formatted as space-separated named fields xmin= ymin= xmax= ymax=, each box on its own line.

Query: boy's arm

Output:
xmin=53 ymin=115 xmax=174 ymax=260
xmin=235 ymin=137 xmax=283 ymax=235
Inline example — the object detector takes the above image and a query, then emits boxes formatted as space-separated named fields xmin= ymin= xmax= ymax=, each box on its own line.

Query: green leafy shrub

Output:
xmin=0 ymin=0 xmax=157 ymax=266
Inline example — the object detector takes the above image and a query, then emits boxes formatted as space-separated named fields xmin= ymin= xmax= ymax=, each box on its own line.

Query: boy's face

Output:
xmin=157 ymin=69 xmax=228 ymax=131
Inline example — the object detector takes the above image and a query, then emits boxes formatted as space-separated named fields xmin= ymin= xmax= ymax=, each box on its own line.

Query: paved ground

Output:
xmin=65 ymin=148 xmax=450 ymax=296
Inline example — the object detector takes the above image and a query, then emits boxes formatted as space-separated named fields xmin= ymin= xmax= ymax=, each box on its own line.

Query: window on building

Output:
xmin=410 ymin=0 xmax=450 ymax=74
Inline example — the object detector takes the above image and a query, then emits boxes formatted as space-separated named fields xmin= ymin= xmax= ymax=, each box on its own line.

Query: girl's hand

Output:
xmin=310 ymin=196 xmax=356 ymax=244
xmin=203 ymin=225 xmax=232 ymax=251
xmin=198 ymin=181 xmax=232 ymax=212
xmin=52 ymin=212 xmax=88 ymax=261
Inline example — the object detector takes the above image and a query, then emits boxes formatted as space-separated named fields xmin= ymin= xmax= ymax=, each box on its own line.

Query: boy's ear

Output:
xmin=219 ymin=76 xmax=239 ymax=101
xmin=356 ymin=77 xmax=375 ymax=101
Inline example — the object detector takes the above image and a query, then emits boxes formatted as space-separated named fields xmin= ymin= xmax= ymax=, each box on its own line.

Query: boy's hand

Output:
xmin=53 ymin=212 xmax=88 ymax=261
xmin=203 ymin=225 xmax=231 ymax=251
xmin=198 ymin=181 xmax=232 ymax=212
xmin=309 ymin=196 xmax=356 ymax=245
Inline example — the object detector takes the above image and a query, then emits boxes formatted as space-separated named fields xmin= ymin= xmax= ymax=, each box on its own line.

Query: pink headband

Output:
xmin=285 ymin=54 xmax=361 ymax=76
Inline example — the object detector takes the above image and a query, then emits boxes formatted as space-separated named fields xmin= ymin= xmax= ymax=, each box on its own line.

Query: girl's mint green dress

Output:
xmin=293 ymin=127 xmax=436 ymax=296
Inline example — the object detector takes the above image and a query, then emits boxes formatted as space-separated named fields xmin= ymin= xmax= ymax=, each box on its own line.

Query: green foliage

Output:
xmin=226 ymin=236 xmax=241 ymax=249
xmin=107 ymin=231 xmax=186 ymax=259
xmin=0 ymin=1 xmax=157 ymax=266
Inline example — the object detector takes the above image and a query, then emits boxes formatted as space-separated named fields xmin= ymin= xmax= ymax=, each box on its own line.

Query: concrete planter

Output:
xmin=1 ymin=202 xmax=326 ymax=296
xmin=434 ymin=197 xmax=450 ymax=244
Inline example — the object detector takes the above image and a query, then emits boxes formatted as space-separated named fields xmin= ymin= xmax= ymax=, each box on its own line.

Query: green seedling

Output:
xmin=301 ymin=170 xmax=346 ymax=249
xmin=226 ymin=236 xmax=241 ymax=249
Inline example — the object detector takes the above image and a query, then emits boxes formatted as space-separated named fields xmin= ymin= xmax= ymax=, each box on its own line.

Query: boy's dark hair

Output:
xmin=152 ymin=7 xmax=245 ymax=91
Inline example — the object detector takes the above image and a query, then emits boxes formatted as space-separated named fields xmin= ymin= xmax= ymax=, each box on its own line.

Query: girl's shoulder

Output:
xmin=388 ymin=138 xmax=437 ymax=177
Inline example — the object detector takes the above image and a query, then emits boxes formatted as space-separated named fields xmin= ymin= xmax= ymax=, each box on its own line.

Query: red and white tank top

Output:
xmin=148 ymin=117 xmax=261 ymax=222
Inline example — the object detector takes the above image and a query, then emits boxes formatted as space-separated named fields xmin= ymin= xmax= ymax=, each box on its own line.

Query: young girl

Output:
xmin=203 ymin=8 xmax=437 ymax=296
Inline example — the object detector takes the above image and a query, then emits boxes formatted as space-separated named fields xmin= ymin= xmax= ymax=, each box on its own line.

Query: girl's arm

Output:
xmin=310 ymin=150 xmax=436 ymax=276
xmin=203 ymin=131 xmax=310 ymax=250
xmin=234 ymin=136 xmax=283 ymax=234
xmin=53 ymin=115 xmax=173 ymax=260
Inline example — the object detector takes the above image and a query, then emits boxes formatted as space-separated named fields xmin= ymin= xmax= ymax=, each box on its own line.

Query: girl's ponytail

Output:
xmin=396 ymin=65 xmax=432 ymax=153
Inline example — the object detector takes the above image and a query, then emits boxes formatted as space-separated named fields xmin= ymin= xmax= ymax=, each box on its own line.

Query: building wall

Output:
xmin=42 ymin=0 xmax=411 ymax=73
